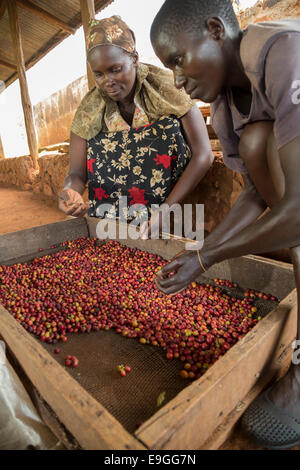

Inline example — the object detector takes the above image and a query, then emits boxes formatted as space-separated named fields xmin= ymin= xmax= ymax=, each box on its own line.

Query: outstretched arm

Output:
xmin=204 ymin=136 xmax=300 ymax=264
xmin=58 ymin=132 xmax=89 ymax=217
xmin=156 ymin=136 xmax=300 ymax=294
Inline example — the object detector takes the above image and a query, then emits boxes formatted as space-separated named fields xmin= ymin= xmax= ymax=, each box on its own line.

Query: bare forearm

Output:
xmin=63 ymin=173 xmax=86 ymax=195
xmin=62 ymin=132 xmax=88 ymax=195
xmin=204 ymin=197 xmax=299 ymax=266
xmin=204 ymin=139 xmax=300 ymax=266
xmin=203 ymin=183 xmax=267 ymax=251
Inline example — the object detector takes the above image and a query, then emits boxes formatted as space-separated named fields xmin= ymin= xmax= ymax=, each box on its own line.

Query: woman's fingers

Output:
xmin=158 ymin=258 xmax=181 ymax=277
xmin=58 ymin=189 xmax=89 ymax=216
xmin=155 ymin=276 xmax=187 ymax=295
xmin=71 ymin=203 xmax=89 ymax=217
xmin=155 ymin=250 xmax=202 ymax=294
xmin=59 ymin=189 xmax=74 ymax=205
xmin=59 ymin=199 xmax=88 ymax=217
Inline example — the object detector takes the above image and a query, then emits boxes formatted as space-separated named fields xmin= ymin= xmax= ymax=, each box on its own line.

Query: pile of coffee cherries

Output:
xmin=0 ymin=237 xmax=277 ymax=380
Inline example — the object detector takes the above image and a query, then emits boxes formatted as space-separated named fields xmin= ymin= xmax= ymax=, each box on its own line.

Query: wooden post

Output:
xmin=7 ymin=0 xmax=39 ymax=170
xmin=80 ymin=0 xmax=96 ymax=90
xmin=0 ymin=134 xmax=5 ymax=159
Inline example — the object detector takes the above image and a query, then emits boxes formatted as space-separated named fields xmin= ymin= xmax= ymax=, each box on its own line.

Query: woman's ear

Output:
xmin=132 ymin=51 xmax=139 ymax=66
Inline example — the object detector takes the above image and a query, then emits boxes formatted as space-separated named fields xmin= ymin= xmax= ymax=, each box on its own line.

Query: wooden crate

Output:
xmin=0 ymin=217 xmax=297 ymax=450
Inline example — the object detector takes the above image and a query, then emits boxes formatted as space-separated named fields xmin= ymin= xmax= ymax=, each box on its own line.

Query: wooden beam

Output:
xmin=4 ymin=30 xmax=68 ymax=88
xmin=80 ymin=0 xmax=96 ymax=90
xmin=7 ymin=0 xmax=39 ymax=170
xmin=3 ymin=0 xmax=116 ymax=89
xmin=0 ymin=56 xmax=16 ymax=71
xmin=16 ymin=0 xmax=76 ymax=35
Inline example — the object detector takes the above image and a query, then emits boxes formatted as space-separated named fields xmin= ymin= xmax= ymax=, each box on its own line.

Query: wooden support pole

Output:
xmin=0 ymin=134 xmax=5 ymax=159
xmin=16 ymin=0 xmax=76 ymax=35
xmin=7 ymin=0 xmax=39 ymax=170
xmin=80 ymin=0 xmax=96 ymax=90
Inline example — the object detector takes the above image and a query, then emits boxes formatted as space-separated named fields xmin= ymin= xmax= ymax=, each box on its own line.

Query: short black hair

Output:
xmin=151 ymin=0 xmax=240 ymax=43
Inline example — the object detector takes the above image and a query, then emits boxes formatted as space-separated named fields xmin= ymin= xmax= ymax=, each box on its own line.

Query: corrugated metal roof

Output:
xmin=0 ymin=0 xmax=114 ymax=88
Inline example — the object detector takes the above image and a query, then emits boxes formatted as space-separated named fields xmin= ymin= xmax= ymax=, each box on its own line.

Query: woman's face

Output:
xmin=88 ymin=45 xmax=138 ymax=102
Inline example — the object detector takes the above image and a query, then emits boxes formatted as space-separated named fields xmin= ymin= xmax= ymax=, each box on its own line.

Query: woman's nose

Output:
xmin=104 ymin=74 xmax=115 ymax=86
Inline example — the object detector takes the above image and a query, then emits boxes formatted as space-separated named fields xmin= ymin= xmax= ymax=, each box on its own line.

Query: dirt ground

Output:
xmin=0 ymin=183 xmax=299 ymax=451
xmin=0 ymin=184 xmax=68 ymax=235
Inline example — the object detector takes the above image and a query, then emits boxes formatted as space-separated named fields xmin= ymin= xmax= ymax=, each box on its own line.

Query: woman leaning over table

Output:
xmin=58 ymin=16 xmax=213 ymax=234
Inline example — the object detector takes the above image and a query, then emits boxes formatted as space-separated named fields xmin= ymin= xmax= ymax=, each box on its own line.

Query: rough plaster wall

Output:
xmin=34 ymin=76 xmax=88 ymax=148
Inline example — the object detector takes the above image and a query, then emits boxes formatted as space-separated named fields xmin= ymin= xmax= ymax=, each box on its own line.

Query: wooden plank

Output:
xmin=207 ymin=124 xmax=218 ymax=140
xmin=202 ymin=350 xmax=292 ymax=450
xmin=0 ymin=305 xmax=145 ymax=450
xmin=0 ymin=217 xmax=89 ymax=264
xmin=202 ymin=254 xmax=295 ymax=301
xmin=80 ymin=0 xmax=96 ymax=90
xmin=0 ymin=56 xmax=16 ymax=70
xmin=16 ymin=0 xmax=76 ymax=35
xmin=135 ymin=291 xmax=297 ymax=449
xmin=0 ymin=218 xmax=297 ymax=449
xmin=199 ymin=105 xmax=210 ymax=118
xmin=7 ymin=0 xmax=39 ymax=170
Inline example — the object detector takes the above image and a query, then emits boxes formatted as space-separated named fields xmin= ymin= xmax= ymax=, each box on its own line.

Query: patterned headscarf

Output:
xmin=87 ymin=16 xmax=136 ymax=55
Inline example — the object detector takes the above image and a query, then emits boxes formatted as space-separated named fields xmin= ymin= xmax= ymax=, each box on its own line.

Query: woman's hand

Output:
xmin=155 ymin=250 xmax=207 ymax=295
xmin=58 ymin=188 xmax=90 ymax=217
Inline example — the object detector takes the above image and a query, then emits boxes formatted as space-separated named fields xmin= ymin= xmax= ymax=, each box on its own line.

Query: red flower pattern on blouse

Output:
xmin=128 ymin=187 xmax=148 ymax=206
xmin=93 ymin=187 xmax=109 ymax=201
xmin=87 ymin=158 xmax=95 ymax=174
xmin=154 ymin=153 xmax=176 ymax=169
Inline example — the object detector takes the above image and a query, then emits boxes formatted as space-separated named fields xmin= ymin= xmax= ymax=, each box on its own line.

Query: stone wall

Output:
xmin=0 ymin=155 xmax=37 ymax=190
xmin=239 ymin=0 xmax=300 ymax=28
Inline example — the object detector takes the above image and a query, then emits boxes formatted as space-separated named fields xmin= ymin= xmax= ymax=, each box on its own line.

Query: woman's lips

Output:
xmin=107 ymin=89 xmax=121 ymax=96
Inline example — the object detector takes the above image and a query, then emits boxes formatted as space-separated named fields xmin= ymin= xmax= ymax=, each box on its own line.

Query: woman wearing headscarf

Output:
xmin=58 ymin=16 xmax=213 ymax=233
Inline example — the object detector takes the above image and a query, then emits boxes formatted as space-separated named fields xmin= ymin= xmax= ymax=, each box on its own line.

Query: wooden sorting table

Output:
xmin=0 ymin=216 xmax=297 ymax=450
